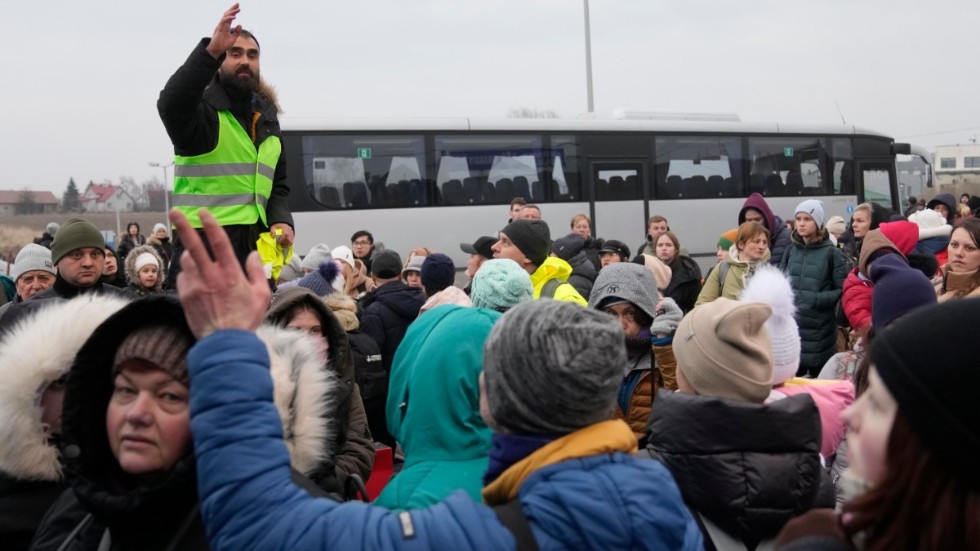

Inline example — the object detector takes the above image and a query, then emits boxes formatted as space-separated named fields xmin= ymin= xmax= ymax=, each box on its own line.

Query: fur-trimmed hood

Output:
xmin=58 ymin=296 xmax=337 ymax=522
xmin=0 ymin=295 xmax=129 ymax=481
xmin=123 ymin=244 xmax=164 ymax=290
xmin=257 ymin=324 xmax=336 ymax=477
xmin=323 ymin=291 xmax=360 ymax=332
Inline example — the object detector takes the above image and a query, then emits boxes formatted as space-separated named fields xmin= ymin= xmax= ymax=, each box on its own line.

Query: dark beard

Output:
xmin=219 ymin=67 xmax=260 ymax=98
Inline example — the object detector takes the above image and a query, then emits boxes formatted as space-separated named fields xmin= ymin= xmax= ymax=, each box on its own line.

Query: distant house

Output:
xmin=934 ymin=143 xmax=980 ymax=187
xmin=80 ymin=183 xmax=136 ymax=213
xmin=0 ymin=190 xmax=59 ymax=217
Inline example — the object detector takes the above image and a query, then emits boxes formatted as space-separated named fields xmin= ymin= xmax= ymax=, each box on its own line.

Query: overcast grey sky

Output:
xmin=3 ymin=0 xmax=978 ymax=195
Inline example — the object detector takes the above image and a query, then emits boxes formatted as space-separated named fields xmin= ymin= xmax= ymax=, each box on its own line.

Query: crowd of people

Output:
xmin=1 ymin=186 xmax=977 ymax=550
xmin=1 ymin=5 xmax=977 ymax=549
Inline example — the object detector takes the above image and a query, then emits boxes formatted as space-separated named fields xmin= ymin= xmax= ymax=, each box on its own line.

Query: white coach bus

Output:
xmin=280 ymin=117 xmax=929 ymax=271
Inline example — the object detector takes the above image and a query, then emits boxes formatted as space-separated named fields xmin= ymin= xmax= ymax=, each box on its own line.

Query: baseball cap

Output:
xmin=460 ymin=236 xmax=496 ymax=260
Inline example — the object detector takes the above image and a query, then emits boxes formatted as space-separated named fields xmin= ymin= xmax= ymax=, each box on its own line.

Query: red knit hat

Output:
xmin=877 ymin=221 xmax=919 ymax=255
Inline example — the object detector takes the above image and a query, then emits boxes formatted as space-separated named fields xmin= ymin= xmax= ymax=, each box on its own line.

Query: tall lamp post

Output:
xmin=583 ymin=0 xmax=594 ymax=114
xmin=149 ymin=161 xmax=174 ymax=216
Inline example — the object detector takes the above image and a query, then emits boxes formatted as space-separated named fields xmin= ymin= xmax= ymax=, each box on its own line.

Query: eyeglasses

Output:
xmin=352 ymin=240 xmax=371 ymax=246
xmin=604 ymin=307 xmax=639 ymax=324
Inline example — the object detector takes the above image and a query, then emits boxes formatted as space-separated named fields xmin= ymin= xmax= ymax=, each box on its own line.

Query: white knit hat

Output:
xmin=152 ymin=223 xmax=168 ymax=234
xmin=134 ymin=252 xmax=160 ymax=272
xmin=330 ymin=245 xmax=356 ymax=271
xmin=908 ymin=208 xmax=952 ymax=240
xmin=13 ymin=244 xmax=55 ymax=282
xmin=739 ymin=264 xmax=801 ymax=385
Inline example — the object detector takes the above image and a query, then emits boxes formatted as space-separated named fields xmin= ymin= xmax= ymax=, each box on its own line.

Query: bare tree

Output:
xmin=15 ymin=188 xmax=37 ymax=215
xmin=506 ymin=107 xmax=561 ymax=119
xmin=119 ymin=174 xmax=147 ymax=211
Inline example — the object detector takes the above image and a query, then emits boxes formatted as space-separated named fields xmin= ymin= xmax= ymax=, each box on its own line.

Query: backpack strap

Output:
xmin=541 ymin=278 xmax=562 ymax=299
xmin=493 ymin=499 xmax=540 ymax=551
xmin=717 ymin=261 xmax=730 ymax=290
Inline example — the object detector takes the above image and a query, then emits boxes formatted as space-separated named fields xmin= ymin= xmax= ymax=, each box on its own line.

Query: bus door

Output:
xmin=588 ymin=160 xmax=647 ymax=250
xmin=858 ymin=160 xmax=898 ymax=210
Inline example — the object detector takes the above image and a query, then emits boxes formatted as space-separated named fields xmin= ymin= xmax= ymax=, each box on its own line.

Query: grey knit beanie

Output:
xmin=301 ymin=243 xmax=333 ymax=272
xmin=471 ymin=259 xmax=533 ymax=312
xmin=13 ymin=244 xmax=56 ymax=282
xmin=483 ymin=300 xmax=624 ymax=434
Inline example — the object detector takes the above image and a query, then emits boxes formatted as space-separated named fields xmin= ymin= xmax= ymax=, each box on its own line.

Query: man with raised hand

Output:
xmin=158 ymin=3 xmax=294 ymax=289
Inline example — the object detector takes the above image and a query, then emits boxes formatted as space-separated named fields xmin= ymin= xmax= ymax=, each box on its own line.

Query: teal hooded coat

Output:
xmin=375 ymin=305 xmax=501 ymax=509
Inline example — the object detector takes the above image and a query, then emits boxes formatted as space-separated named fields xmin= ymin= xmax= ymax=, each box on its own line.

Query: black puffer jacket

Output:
xmin=780 ymin=231 xmax=847 ymax=376
xmin=359 ymin=281 xmax=425 ymax=373
xmin=664 ymin=255 xmax=702 ymax=313
xmin=644 ymin=391 xmax=824 ymax=547
xmin=565 ymin=251 xmax=597 ymax=299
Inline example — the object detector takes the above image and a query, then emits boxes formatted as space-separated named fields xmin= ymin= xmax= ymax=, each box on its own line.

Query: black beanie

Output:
xmin=870 ymin=299 xmax=980 ymax=488
xmin=550 ymin=233 xmax=586 ymax=261
xmin=500 ymin=220 xmax=551 ymax=267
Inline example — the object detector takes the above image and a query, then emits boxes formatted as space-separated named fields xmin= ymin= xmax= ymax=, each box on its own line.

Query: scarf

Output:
xmin=482 ymin=433 xmax=558 ymax=486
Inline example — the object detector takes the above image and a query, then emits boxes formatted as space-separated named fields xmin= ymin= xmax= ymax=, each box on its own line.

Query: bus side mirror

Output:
xmin=892 ymin=143 xmax=912 ymax=155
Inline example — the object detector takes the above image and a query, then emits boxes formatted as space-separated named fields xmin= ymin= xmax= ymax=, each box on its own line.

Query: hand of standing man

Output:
xmin=170 ymin=209 xmax=270 ymax=339
xmin=205 ymin=4 xmax=242 ymax=59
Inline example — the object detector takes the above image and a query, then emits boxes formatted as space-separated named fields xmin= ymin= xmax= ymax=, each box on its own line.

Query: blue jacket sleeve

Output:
xmin=189 ymin=330 xmax=513 ymax=551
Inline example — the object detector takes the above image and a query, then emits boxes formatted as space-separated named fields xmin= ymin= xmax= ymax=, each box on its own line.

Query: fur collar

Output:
xmin=257 ymin=324 xmax=337 ymax=476
xmin=0 ymin=295 xmax=129 ymax=480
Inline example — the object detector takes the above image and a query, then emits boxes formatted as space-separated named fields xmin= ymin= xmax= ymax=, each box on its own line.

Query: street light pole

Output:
xmin=583 ymin=0 xmax=594 ymax=114
xmin=149 ymin=161 xmax=174 ymax=216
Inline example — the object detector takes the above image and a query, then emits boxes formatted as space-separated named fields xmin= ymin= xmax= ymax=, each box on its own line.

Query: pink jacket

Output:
xmin=768 ymin=378 xmax=854 ymax=457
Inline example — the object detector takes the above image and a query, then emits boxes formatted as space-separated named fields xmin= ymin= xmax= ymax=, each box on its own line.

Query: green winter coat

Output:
xmin=376 ymin=305 xmax=502 ymax=510
xmin=780 ymin=231 xmax=847 ymax=376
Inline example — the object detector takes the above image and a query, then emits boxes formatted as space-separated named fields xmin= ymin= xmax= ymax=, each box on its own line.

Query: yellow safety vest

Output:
xmin=172 ymin=110 xmax=281 ymax=228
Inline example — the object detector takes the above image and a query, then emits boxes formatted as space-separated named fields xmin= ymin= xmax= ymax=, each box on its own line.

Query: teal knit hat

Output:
xmin=51 ymin=218 xmax=105 ymax=264
xmin=470 ymin=259 xmax=533 ymax=312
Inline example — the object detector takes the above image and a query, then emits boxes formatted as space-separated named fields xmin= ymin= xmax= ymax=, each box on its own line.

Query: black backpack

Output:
xmin=346 ymin=331 xmax=387 ymax=401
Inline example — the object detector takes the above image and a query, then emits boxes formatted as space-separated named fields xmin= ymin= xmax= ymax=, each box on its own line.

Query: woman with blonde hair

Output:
xmin=571 ymin=213 xmax=604 ymax=271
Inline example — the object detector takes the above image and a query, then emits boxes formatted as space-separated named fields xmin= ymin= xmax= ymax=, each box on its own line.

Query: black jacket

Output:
xmin=644 ymin=391 xmax=825 ymax=548
xmin=565 ymin=251 xmax=597 ymax=299
xmin=0 ymin=475 xmax=65 ymax=551
xmin=664 ymin=255 xmax=703 ymax=314
xmin=157 ymin=38 xmax=292 ymax=230
xmin=359 ymin=281 xmax=425 ymax=373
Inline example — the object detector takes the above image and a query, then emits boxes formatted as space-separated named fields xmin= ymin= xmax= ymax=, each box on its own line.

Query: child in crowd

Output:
xmin=123 ymin=244 xmax=165 ymax=296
